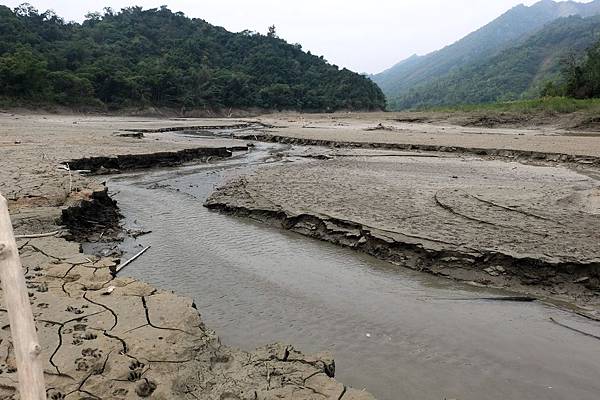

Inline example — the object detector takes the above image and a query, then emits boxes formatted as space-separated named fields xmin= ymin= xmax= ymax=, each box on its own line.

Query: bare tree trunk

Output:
xmin=0 ymin=194 xmax=47 ymax=400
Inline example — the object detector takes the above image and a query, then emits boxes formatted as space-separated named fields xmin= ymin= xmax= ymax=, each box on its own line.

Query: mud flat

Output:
xmin=206 ymin=151 xmax=600 ymax=313
xmin=0 ymin=113 xmax=372 ymax=399
xmin=242 ymin=112 xmax=600 ymax=168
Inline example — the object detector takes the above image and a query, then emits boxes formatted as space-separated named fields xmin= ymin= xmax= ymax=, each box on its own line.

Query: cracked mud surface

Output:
xmin=205 ymin=152 xmax=600 ymax=312
xmin=0 ymin=113 xmax=373 ymax=399
xmin=2 ymin=237 xmax=369 ymax=399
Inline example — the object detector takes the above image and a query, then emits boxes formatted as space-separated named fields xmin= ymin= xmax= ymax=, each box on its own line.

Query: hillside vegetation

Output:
xmin=0 ymin=4 xmax=385 ymax=112
xmin=391 ymin=15 xmax=600 ymax=109
xmin=374 ymin=0 xmax=600 ymax=110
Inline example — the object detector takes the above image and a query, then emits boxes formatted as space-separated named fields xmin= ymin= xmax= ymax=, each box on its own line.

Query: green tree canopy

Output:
xmin=0 ymin=4 xmax=385 ymax=111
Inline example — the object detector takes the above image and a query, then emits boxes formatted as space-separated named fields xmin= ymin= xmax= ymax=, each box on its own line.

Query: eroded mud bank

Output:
xmin=204 ymin=156 xmax=600 ymax=314
xmin=68 ymin=146 xmax=235 ymax=173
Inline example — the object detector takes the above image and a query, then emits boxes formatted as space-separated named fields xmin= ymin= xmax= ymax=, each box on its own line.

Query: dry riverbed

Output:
xmin=1 ymin=111 xmax=599 ymax=399
xmin=0 ymin=113 xmax=372 ymax=399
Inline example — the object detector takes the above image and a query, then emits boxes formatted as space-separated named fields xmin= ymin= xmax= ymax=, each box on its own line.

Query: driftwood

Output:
xmin=15 ymin=230 xmax=60 ymax=239
xmin=114 ymin=245 xmax=151 ymax=274
xmin=0 ymin=194 xmax=47 ymax=399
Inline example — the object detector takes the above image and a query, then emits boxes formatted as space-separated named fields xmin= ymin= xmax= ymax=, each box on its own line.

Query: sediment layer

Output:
xmin=237 ymin=133 xmax=600 ymax=167
xmin=68 ymin=146 xmax=234 ymax=173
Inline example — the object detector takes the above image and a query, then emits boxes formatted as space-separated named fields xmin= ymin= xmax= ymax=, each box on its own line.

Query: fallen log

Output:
xmin=0 ymin=194 xmax=47 ymax=400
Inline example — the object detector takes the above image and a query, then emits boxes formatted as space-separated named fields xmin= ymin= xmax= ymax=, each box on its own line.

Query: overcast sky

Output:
xmin=0 ymin=0 xmax=579 ymax=73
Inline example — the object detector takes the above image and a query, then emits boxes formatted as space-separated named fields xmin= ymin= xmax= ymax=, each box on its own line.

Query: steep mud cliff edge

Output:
xmin=205 ymin=154 xmax=600 ymax=314
xmin=0 ymin=114 xmax=373 ymax=399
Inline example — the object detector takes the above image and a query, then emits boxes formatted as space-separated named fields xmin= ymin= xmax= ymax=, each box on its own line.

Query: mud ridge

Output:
xmin=204 ymin=202 xmax=600 ymax=303
xmin=238 ymin=133 xmax=600 ymax=167
xmin=68 ymin=147 xmax=235 ymax=174
xmin=121 ymin=121 xmax=275 ymax=133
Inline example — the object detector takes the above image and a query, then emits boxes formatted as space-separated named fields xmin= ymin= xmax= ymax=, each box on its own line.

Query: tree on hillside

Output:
xmin=0 ymin=5 xmax=385 ymax=111
xmin=563 ymin=41 xmax=600 ymax=98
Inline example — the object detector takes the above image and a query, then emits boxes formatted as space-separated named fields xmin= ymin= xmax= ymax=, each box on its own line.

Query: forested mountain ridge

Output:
xmin=373 ymin=0 xmax=600 ymax=109
xmin=390 ymin=15 xmax=600 ymax=109
xmin=0 ymin=4 xmax=386 ymax=111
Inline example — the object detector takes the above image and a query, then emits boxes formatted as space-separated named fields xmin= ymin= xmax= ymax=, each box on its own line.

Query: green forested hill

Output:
xmin=0 ymin=4 xmax=385 ymax=111
xmin=374 ymin=0 xmax=600 ymax=110
xmin=390 ymin=15 xmax=600 ymax=109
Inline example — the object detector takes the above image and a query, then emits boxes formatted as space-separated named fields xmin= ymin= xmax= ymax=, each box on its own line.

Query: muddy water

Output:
xmin=103 ymin=144 xmax=600 ymax=400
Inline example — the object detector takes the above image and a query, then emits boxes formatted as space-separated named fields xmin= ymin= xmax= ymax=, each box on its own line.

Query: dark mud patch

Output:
xmin=61 ymin=188 xmax=121 ymax=242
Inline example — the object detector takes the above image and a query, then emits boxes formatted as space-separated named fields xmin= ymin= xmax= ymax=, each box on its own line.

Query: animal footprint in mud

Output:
xmin=129 ymin=360 xmax=145 ymax=371
xmin=36 ymin=282 xmax=48 ymax=292
xmin=37 ymin=303 xmax=49 ymax=309
xmin=135 ymin=379 xmax=157 ymax=397
xmin=76 ymin=348 xmax=103 ymax=371
xmin=49 ymin=391 xmax=65 ymax=400
xmin=82 ymin=348 xmax=102 ymax=359
xmin=75 ymin=357 xmax=90 ymax=372
xmin=74 ymin=331 xmax=97 ymax=341
xmin=72 ymin=338 xmax=83 ymax=346
xmin=127 ymin=370 xmax=143 ymax=382
xmin=112 ymin=388 xmax=128 ymax=397
xmin=66 ymin=305 xmax=83 ymax=314
xmin=73 ymin=323 xmax=87 ymax=332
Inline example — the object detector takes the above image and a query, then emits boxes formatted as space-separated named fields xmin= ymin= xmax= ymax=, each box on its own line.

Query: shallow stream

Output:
xmin=100 ymin=143 xmax=600 ymax=400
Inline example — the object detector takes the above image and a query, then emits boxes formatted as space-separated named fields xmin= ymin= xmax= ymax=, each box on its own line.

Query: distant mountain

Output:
xmin=0 ymin=5 xmax=385 ymax=111
xmin=373 ymin=0 xmax=600 ymax=109
xmin=391 ymin=15 xmax=600 ymax=109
